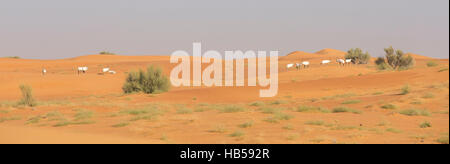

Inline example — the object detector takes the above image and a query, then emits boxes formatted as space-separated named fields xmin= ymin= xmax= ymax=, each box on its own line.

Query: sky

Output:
xmin=0 ymin=0 xmax=448 ymax=59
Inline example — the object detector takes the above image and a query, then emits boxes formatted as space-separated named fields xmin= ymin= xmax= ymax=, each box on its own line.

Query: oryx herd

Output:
xmin=286 ymin=58 xmax=353 ymax=71
xmin=41 ymin=66 xmax=116 ymax=75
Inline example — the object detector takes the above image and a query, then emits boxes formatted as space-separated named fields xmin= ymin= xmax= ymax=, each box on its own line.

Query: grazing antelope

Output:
xmin=337 ymin=59 xmax=345 ymax=66
xmin=102 ymin=68 xmax=110 ymax=73
xmin=286 ymin=64 xmax=295 ymax=71
xmin=345 ymin=59 xmax=353 ymax=66
xmin=295 ymin=63 xmax=302 ymax=70
xmin=77 ymin=66 xmax=88 ymax=74
xmin=302 ymin=61 xmax=310 ymax=68
xmin=321 ymin=60 xmax=331 ymax=65
xmin=42 ymin=68 xmax=47 ymax=75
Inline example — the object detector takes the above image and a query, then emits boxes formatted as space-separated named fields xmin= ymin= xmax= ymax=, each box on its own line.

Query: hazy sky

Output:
xmin=0 ymin=0 xmax=448 ymax=59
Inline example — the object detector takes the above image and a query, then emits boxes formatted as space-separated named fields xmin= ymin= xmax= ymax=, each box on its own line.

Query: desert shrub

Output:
xmin=422 ymin=93 xmax=435 ymax=99
xmin=249 ymin=101 xmax=265 ymax=107
xmin=436 ymin=136 xmax=449 ymax=144
xmin=264 ymin=117 xmax=280 ymax=123
xmin=419 ymin=121 xmax=432 ymax=128
xmin=112 ymin=122 xmax=130 ymax=128
xmin=26 ymin=115 xmax=43 ymax=124
xmin=176 ymin=107 xmax=193 ymax=114
xmin=73 ymin=109 xmax=94 ymax=121
xmin=270 ymin=100 xmax=288 ymax=105
xmin=219 ymin=105 xmax=246 ymax=113
xmin=263 ymin=112 xmax=294 ymax=123
xmin=99 ymin=51 xmax=115 ymax=55
xmin=345 ymin=48 xmax=371 ymax=64
xmin=194 ymin=104 xmax=211 ymax=112
xmin=426 ymin=61 xmax=438 ymax=67
xmin=400 ymin=85 xmax=410 ymax=95
xmin=3 ymin=56 xmax=21 ymax=59
xmin=438 ymin=67 xmax=449 ymax=72
xmin=330 ymin=125 xmax=357 ymax=131
xmin=332 ymin=107 xmax=362 ymax=114
xmin=122 ymin=65 xmax=170 ymax=94
xmin=229 ymin=131 xmax=245 ymax=137
xmin=0 ymin=116 xmax=21 ymax=123
xmin=208 ymin=125 xmax=227 ymax=133
xmin=375 ymin=57 xmax=392 ymax=70
xmin=47 ymin=109 xmax=97 ymax=127
xmin=296 ymin=105 xmax=330 ymax=113
xmin=376 ymin=46 xmax=415 ymax=70
xmin=373 ymin=92 xmax=384 ymax=95
xmin=305 ymin=120 xmax=325 ymax=126
xmin=410 ymin=101 xmax=422 ymax=105
xmin=238 ymin=121 xmax=253 ymax=128
xmin=342 ymin=100 xmax=361 ymax=104
xmin=381 ymin=104 xmax=397 ymax=110
xmin=18 ymin=85 xmax=37 ymax=107
xmin=375 ymin=57 xmax=385 ymax=65
xmin=259 ymin=107 xmax=286 ymax=114
xmin=398 ymin=109 xmax=431 ymax=116
xmin=383 ymin=46 xmax=415 ymax=70
xmin=321 ymin=93 xmax=356 ymax=100
xmin=273 ymin=112 xmax=294 ymax=120
xmin=386 ymin=128 xmax=402 ymax=134
xmin=122 ymin=72 xmax=141 ymax=93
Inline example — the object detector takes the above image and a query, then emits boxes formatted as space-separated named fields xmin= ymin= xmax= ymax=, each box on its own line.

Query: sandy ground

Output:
xmin=0 ymin=49 xmax=448 ymax=144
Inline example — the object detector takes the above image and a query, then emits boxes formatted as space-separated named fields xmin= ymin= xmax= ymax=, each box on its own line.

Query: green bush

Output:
xmin=249 ymin=101 xmax=265 ymax=107
xmin=99 ymin=51 xmax=115 ymax=55
xmin=400 ymin=85 xmax=410 ymax=95
xmin=438 ymin=67 xmax=449 ymax=72
xmin=229 ymin=131 xmax=245 ymax=137
xmin=220 ymin=105 xmax=246 ymax=113
xmin=176 ymin=107 xmax=193 ymax=114
xmin=375 ymin=57 xmax=392 ymax=70
xmin=376 ymin=46 xmax=415 ymax=70
xmin=419 ymin=121 xmax=432 ymax=128
xmin=342 ymin=100 xmax=361 ymax=104
xmin=18 ymin=85 xmax=37 ymax=107
xmin=398 ymin=109 xmax=431 ymax=116
xmin=345 ymin=48 xmax=371 ymax=64
xmin=3 ymin=56 xmax=21 ymax=59
xmin=238 ymin=121 xmax=254 ymax=128
xmin=305 ymin=120 xmax=325 ymax=126
xmin=436 ymin=136 xmax=449 ymax=144
xmin=122 ymin=65 xmax=170 ymax=94
xmin=426 ymin=61 xmax=438 ymax=67
xmin=332 ymin=107 xmax=362 ymax=114
xmin=381 ymin=104 xmax=397 ymax=110
xmin=296 ymin=105 xmax=329 ymax=113
xmin=384 ymin=46 xmax=415 ymax=70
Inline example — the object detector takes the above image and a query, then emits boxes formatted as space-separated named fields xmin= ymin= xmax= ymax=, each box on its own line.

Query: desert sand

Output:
xmin=0 ymin=49 xmax=448 ymax=144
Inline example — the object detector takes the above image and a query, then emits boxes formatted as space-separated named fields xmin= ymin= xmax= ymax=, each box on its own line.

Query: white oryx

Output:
xmin=295 ymin=63 xmax=302 ymax=70
xmin=302 ymin=61 xmax=310 ymax=68
xmin=345 ymin=59 xmax=353 ymax=65
xmin=102 ymin=68 xmax=110 ymax=73
xmin=103 ymin=67 xmax=117 ymax=74
xmin=286 ymin=64 xmax=295 ymax=71
xmin=77 ymin=66 xmax=88 ymax=74
xmin=321 ymin=60 xmax=331 ymax=65
xmin=337 ymin=59 xmax=345 ymax=66
xmin=42 ymin=68 xmax=47 ymax=75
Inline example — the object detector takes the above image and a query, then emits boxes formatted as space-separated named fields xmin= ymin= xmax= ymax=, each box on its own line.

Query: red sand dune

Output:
xmin=0 ymin=52 xmax=448 ymax=144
